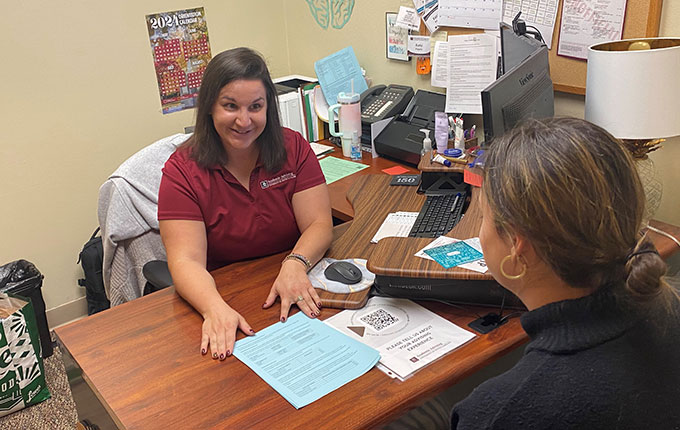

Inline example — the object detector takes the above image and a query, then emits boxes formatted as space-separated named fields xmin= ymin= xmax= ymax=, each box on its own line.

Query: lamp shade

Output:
xmin=585 ymin=38 xmax=680 ymax=139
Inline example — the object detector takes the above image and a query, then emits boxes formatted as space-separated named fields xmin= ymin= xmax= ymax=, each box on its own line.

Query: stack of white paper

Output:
xmin=325 ymin=297 xmax=476 ymax=381
xmin=310 ymin=141 xmax=335 ymax=157
xmin=371 ymin=212 xmax=419 ymax=243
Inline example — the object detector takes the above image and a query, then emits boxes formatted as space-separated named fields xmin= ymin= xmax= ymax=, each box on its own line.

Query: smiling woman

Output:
xmin=157 ymin=47 xmax=333 ymax=362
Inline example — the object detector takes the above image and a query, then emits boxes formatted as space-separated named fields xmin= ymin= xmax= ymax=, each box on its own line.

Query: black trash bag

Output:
xmin=0 ymin=260 xmax=53 ymax=358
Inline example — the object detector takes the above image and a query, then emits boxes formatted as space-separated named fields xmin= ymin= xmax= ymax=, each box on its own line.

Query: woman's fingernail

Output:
xmin=226 ymin=350 xmax=231 ymax=357
xmin=262 ymin=303 xmax=266 ymax=308
xmin=201 ymin=348 xmax=206 ymax=355
xmin=219 ymin=354 xmax=225 ymax=360
xmin=311 ymin=312 xmax=316 ymax=318
xmin=250 ymin=329 xmax=255 ymax=334
xmin=281 ymin=316 xmax=286 ymax=322
xmin=212 ymin=353 xmax=218 ymax=359
xmin=318 ymin=302 xmax=322 ymax=308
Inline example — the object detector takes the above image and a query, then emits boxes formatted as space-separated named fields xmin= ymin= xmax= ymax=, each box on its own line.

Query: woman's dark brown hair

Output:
xmin=183 ymin=47 xmax=286 ymax=172
xmin=483 ymin=117 xmax=672 ymax=302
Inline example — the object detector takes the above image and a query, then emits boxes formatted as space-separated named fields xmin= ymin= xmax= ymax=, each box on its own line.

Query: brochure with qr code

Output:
xmin=324 ymin=297 xmax=476 ymax=381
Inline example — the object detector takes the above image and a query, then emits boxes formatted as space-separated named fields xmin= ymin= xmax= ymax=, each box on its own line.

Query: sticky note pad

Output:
xmin=383 ymin=165 xmax=410 ymax=175
xmin=423 ymin=241 xmax=484 ymax=269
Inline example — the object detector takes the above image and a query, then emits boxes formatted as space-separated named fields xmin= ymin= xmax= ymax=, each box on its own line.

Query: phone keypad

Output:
xmin=363 ymin=90 xmax=403 ymax=118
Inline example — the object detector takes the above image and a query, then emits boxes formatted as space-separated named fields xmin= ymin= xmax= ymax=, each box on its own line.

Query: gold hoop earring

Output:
xmin=500 ymin=255 xmax=526 ymax=280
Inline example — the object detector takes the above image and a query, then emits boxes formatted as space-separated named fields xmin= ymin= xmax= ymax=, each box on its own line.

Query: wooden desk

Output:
xmin=54 ymin=238 xmax=527 ymax=430
xmin=53 ymin=155 xmax=525 ymax=430
xmin=325 ymin=145 xmax=418 ymax=221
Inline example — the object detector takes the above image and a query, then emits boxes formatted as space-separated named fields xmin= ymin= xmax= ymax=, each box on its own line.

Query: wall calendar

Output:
xmin=146 ymin=7 xmax=212 ymax=114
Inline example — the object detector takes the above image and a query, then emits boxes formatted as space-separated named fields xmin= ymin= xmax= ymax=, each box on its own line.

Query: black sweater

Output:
xmin=451 ymin=286 xmax=680 ymax=429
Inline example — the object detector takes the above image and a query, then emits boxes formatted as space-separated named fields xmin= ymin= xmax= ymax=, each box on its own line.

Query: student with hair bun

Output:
xmin=450 ymin=117 xmax=680 ymax=429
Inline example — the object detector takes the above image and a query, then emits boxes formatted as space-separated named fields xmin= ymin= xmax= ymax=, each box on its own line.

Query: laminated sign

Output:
xmin=0 ymin=293 xmax=50 ymax=417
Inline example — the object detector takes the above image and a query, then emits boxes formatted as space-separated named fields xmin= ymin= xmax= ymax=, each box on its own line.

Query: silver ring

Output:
xmin=296 ymin=295 xmax=304 ymax=302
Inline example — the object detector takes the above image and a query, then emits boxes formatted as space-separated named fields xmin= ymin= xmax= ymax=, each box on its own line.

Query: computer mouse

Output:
xmin=324 ymin=261 xmax=362 ymax=284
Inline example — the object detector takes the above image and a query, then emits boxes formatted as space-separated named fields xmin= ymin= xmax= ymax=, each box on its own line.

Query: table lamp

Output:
xmin=585 ymin=37 xmax=680 ymax=225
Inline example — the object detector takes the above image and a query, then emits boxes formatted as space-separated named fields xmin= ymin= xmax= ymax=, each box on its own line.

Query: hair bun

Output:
xmin=625 ymin=241 xmax=667 ymax=299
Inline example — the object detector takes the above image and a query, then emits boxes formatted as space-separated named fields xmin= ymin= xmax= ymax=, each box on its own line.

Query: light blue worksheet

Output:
xmin=233 ymin=312 xmax=380 ymax=409
xmin=424 ymin=241 xmax=484 ymax=269
xmin=314 ymin=46 xmax=368 ymax=105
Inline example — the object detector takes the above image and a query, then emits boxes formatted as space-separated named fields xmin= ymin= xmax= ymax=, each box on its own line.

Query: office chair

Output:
xmin=142 ymin=260 xmax=173 ymax=294
xmin=98 ymin=133 xmax=190 ymax=306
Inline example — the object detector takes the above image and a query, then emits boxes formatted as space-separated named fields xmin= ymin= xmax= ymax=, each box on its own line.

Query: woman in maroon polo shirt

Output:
xmin=158 ymin=48 xmax=333 ymax=361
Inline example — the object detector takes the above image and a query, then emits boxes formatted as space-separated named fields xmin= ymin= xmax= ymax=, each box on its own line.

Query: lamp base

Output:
xmin=635 ymin=156 xmax=662 ymax=227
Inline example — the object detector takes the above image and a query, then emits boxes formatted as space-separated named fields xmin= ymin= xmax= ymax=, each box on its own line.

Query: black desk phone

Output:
xmin=360 ymin=84 xmax=414 ymax=125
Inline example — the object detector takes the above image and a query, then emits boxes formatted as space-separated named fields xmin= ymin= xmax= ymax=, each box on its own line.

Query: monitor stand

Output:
xmin=417 ymin=153 xmax=467 ymax=194
xmin=419 ymin=171 xmax=467 ymax=194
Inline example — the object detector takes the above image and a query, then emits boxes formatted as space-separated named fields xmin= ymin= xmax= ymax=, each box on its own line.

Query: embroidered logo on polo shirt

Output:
xmin=260 ymin=172 xmax=296 ymax=189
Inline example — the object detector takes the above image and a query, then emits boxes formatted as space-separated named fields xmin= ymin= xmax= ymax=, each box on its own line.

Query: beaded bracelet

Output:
xmin=283 ymin=253 xmax=312 ymax=272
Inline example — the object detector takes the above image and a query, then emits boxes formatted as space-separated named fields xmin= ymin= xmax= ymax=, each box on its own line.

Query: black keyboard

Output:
xmin=408 ymin=192 xmax=466 ymax=238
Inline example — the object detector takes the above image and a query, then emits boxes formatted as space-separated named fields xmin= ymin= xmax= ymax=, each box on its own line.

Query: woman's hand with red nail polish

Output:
xmin=201 ymin=301 xmax=254 ymax=361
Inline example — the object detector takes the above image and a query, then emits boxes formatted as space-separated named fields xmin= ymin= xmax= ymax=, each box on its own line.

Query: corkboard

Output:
xmin=434 ymin=0 xmax=663 ymax=95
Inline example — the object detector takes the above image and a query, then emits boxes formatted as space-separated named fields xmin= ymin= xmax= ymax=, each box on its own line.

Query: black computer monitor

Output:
xmin=499 ymin=22 xmax=543 ymax=75
xmin=481 ymin=45 xmax=554 ymax=142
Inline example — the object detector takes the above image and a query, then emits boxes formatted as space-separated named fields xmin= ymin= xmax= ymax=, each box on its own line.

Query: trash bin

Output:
xmin=0 ymin=260 xmax=53 ymax=358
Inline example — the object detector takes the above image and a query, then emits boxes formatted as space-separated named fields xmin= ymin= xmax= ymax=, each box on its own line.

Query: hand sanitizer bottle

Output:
xmin=350 ymin=131 xmax=361 ymax=160
xmin=420 ymin=129 xmax=432 ymax=157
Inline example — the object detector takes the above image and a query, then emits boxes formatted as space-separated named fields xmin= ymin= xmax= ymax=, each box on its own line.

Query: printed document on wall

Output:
xmin=431 ymin=41 xmax=449 ymax=88
xmin=503 ymin=0 xmax=559 ymax=49
xmin=439 ymin=0 xmax=502 ymax=30
xmin=445 ymin=34 xmax=497 ymax=114
xmin=314 ymin=46 xmax=368 ymax=106
xmin=557 ymin=0 xmax=627 ymax=60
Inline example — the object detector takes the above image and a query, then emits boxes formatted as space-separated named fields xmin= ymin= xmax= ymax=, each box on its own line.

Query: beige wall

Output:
xmin=1 ymin=1 xmax=289 ymax=316
xmin=3 ymin=0 xmax=678 ymax=320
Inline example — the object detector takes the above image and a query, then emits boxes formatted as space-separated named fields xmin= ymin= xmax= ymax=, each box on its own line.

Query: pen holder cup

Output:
xmin=447 ymin=137 xmax=478 ymax=150
xmin=465 ymin=137 xmax=478 ymax=149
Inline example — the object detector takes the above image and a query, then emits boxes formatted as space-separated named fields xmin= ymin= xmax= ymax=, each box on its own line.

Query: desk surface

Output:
xmin=54 ymin=250 xmax=527 ymax=430
xmin=53 ymin=149 xmax=526 ymax=430
xmin=326 ymin=146 xmax=418 ymax=221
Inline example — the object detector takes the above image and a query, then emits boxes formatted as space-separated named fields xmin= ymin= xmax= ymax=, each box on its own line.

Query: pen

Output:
xmin=451 ymin=192 xmax=461 ymax=213
xmin=470 ymin=125 xmax=476 ymax=139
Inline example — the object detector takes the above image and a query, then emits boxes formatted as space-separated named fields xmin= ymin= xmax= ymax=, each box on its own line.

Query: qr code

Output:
xmin=360 ymin=308 xmax=399 ymax=332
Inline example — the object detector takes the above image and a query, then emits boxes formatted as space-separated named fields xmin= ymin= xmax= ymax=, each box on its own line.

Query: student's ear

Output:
xmin=511 ymin=233 xmax=539 ymax=265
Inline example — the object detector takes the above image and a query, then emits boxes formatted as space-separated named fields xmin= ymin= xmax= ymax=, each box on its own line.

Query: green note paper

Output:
xmin=319 ymin=157 xmax=368 ymax=184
